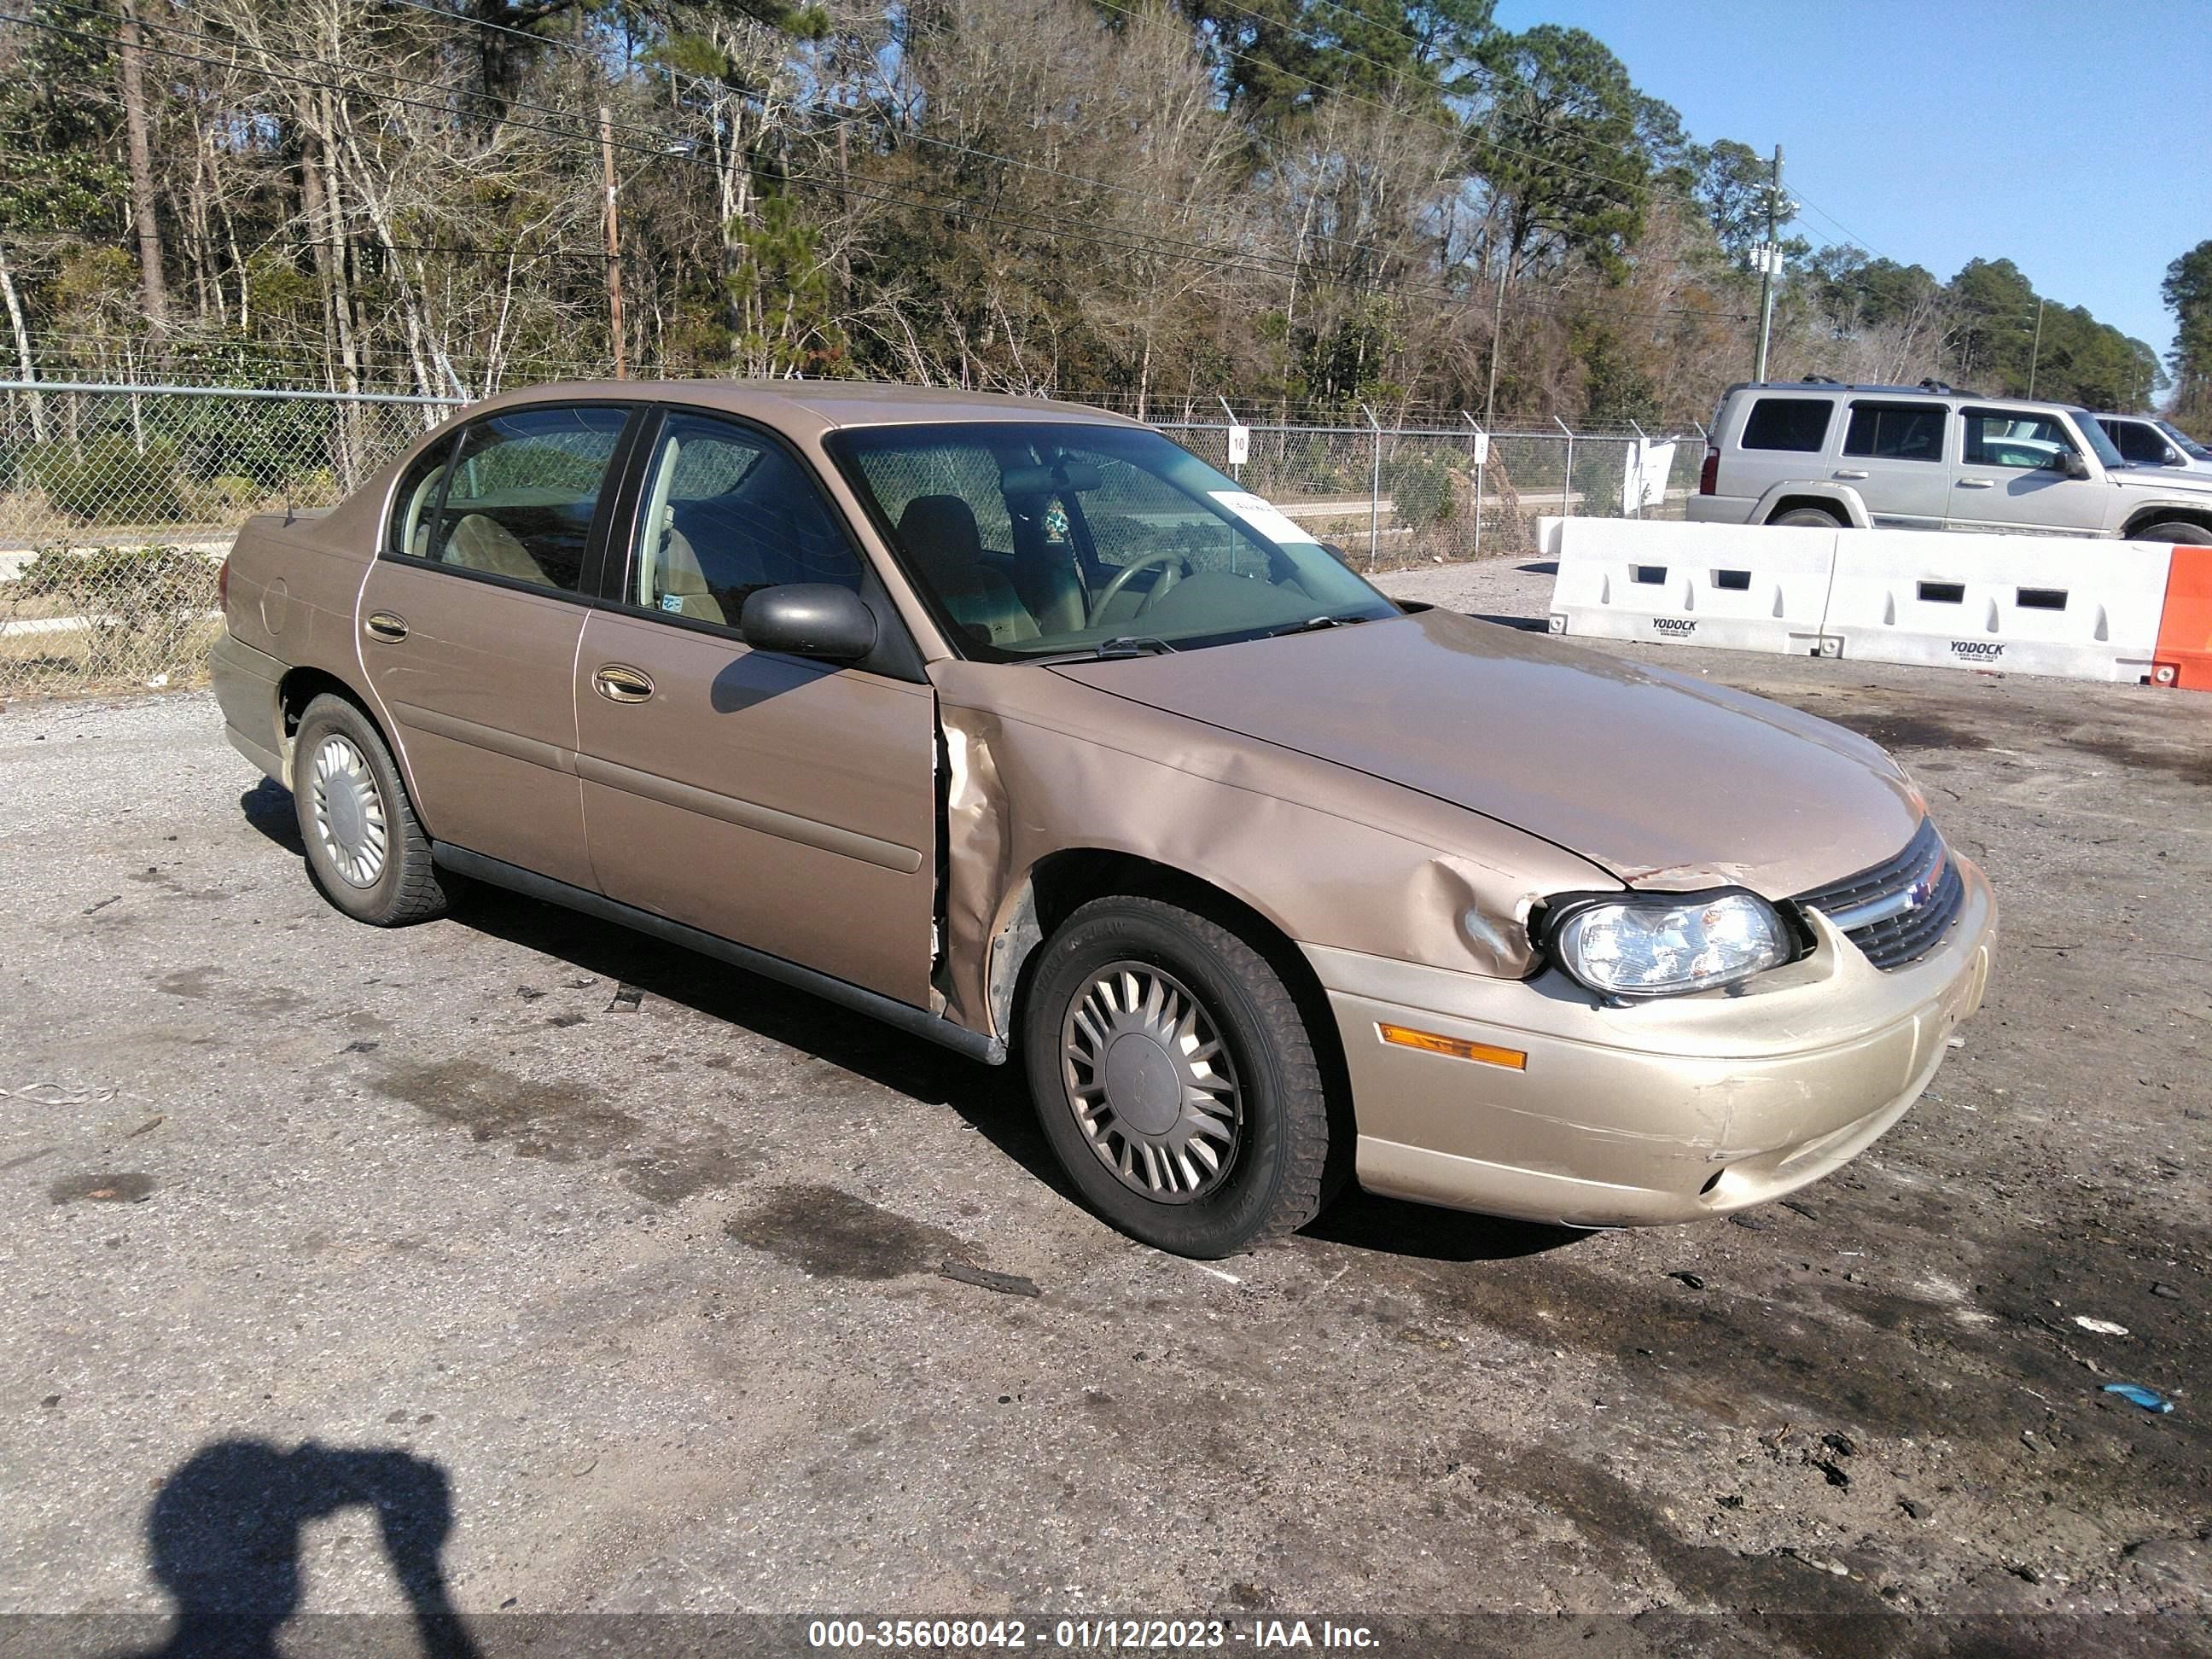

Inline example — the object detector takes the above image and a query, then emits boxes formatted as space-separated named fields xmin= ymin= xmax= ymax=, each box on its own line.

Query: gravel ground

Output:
xmin=3 ymin=578 xmax=2210 ymax=1653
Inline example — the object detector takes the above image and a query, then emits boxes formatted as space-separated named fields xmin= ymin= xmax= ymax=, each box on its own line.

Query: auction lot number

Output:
xmin=808 ymin=1619 xmax=1233 ymax=1649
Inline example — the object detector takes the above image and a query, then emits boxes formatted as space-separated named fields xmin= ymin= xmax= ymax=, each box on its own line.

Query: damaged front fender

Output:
xmin=929 ymin=663 xmax=1617 ymax=1042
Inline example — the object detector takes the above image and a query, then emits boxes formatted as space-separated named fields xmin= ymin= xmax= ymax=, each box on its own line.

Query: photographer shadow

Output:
xmin=137 ymin=1438 xmax=479 ymax=1658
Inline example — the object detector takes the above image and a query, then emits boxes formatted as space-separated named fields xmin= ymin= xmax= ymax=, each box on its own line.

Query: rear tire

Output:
xmin=2129 ymin=521 xmax=2212 ymax=545
xmin=1022 ymin=896 xmax=1332 ymax=1258
xmin=1770 ymin=507 xmax=1844 ymax=528
xmin=292 ymin=693 xmax=451 ymax=927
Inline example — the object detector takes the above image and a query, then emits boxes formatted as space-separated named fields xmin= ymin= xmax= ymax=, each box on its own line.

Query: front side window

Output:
xmin=628 ymin=412 xmax=865 ymax=628
xmin=829 ymin=422 xmax=1397 ymax=660
xmin=2104 ymin=418 xmax=2174 ymax=465
xmin=2156 ymin=419 xmax=2212 ymax=462
xmin=1739 ymin=398 xmax=1834 ymax=452
xmin=1960 ymin=408 xmax=2078 ymax=471
xmin=423 ymin=405 xmax=629 ymax=591
xmin=1843 ymin=401 xmax=1947 ymax=463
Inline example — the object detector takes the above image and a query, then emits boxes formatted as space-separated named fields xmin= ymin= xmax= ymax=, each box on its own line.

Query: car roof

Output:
xmin=1722 ymin=381 xmax=2094 ymax=416
xmin=446 ymin=377 xmax=1144 ymax=438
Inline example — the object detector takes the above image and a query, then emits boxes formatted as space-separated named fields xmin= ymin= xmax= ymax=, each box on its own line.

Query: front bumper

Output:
xmin=1308 ymin=854 xmax=1996 ymax=1227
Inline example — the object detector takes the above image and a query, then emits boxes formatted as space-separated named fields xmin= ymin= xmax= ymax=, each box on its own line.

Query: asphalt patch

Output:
xmin=49 ymin=1171 xmax=154 ymax=1204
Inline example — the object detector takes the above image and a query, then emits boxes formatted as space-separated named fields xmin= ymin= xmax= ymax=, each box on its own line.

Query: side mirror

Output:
xmin=2058 ymin=451 xmax=2091 ymax=480
xmin=739 ymin=583 xmax=877 ymax=661
xmin=2168 ymin=448 xmax=2188 ymax=467
xmin=1319 ymin=541 xmax=1353 ymax=567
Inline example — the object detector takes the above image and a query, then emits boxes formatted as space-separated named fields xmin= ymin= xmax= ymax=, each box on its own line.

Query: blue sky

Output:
xmin=1494 ymin=0 xmax=2209 ymax=375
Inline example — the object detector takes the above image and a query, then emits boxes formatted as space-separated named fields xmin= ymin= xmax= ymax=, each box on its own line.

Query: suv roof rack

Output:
xmin=1722 ymin=378 xmax=1994 ymax=399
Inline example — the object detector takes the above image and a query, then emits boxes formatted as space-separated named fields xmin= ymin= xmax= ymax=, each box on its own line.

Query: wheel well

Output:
xmin=277 ymin=666 xmax=364 ymax=737
xmin=1765 ymin=497 xmax=1847 ymax=527
xmin=1003 ymin=850 xmax=1356 ymax=1184
xmin=2124 ymin=508 xmax=2212 ymax=540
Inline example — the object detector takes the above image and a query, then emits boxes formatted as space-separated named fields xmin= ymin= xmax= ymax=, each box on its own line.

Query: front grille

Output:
xmin=1793 ymin=818 xmax=1965 ymax=970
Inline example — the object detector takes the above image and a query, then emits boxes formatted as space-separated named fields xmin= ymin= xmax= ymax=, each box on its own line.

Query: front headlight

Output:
xmin=1546 ymin=889 xmax=1794 ymax=998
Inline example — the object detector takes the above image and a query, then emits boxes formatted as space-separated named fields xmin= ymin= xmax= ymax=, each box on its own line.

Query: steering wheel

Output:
xmin=1087 ymin=550 xmax=1197 ymax=627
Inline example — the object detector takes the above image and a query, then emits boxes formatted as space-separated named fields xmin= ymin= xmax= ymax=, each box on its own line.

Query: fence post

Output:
xmin=1552 ymin=416 xmax=1574 ymax=518
xmin=1216 ymin=395 xmax=1240 ymax=483
xmin=1628 ymin=420 xmax=1650 ymax=520
xmin=1461 ymin=411 xmax=1486 ymax=558
xmin=1361 ymin=403 xmax=1382 ymax=570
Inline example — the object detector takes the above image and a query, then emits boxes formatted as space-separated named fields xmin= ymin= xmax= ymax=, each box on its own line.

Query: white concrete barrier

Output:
xmin=1546 ymin=518 xmax=1839 ymax=656
xmin=1822 ymin=532 xmax=2174 ymax=683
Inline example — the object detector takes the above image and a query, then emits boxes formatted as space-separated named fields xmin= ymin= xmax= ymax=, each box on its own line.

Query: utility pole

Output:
xmin=2027 ymin=296 xmax=2045 ymax=398
xmin=1752 ymin=143 xmax=1783 ymax=382
xmin=599 ymin=106 xmax=627 ymax=380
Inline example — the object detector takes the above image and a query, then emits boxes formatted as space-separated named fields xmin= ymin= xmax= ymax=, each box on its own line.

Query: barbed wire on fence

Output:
xmin=0 ymin=381 xmax=1694 ymax=703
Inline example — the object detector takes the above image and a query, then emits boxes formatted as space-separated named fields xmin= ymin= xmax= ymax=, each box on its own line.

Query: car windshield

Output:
xmin=2157 ymin=419 xmax=2212 ymax=460
xmin=827 ymin=422 xmax=1400 ymax=660
xmin=2064 ymin=410 xmax=2127 ymax=469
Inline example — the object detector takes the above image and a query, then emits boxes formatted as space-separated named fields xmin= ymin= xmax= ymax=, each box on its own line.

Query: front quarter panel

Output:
xmin=928 ymin=661 xmax=1615 ymax=1039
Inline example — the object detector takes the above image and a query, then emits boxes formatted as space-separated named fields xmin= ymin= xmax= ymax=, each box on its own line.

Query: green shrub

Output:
xmin=24 ymin=437 xmax=187 ymax=524
xmin=1382 ymin=452 xmax=1458 ymax=527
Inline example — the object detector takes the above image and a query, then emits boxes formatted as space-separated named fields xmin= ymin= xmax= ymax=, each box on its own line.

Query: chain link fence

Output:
xmin=1 ymin=383 xmax=459 ymax=702
xmin=1155 ymin=418 xmax=1694 ymax=567
xmin=0 ymin=381 xmax=1693 ymax=702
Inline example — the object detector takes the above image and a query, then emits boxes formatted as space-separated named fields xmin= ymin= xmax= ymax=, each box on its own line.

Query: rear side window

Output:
xmin=423 ymin=405 xmax=629 ymax=591
xmin=385 ymin=435 xmax=456 ymax=559
xmin=1843 ymin=402 xmax=1947 ymax=463
xmin=1739 ymin=398 xmax=1833 ymax=453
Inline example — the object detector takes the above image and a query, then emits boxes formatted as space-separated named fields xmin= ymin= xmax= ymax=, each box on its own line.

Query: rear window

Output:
xmin=1739 ymin=398 xmax=1833 ymax=453
xmin=1844 ymin=402 xmax=1947 ymax=463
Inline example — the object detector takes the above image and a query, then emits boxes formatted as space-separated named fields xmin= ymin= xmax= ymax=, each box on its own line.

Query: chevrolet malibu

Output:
xmin=210 ymin=382 xmax=1997 ymax=1258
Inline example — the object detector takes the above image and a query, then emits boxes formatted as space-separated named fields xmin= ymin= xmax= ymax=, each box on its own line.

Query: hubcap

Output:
xmin=1061 ymin=961 xmax=1242 ymax=1203
xmin=309 ymin=734 xmax=387 ymax=888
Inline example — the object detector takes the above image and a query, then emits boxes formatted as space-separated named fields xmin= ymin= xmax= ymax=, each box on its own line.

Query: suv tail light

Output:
xmin=218 ymin=555 xmax=231 ymax=614
xmin=1698 ymin=447 xmax=1720 ymax=496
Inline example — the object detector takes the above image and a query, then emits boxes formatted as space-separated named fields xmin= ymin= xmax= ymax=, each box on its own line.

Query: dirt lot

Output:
xmin=3 ymin=572 xmax=2209 ymax=1655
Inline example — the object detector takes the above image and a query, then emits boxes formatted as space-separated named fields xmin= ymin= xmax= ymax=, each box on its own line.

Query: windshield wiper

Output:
xmin=1033 ymin=635 xmax=1180 ymax=662
xmin=1263 ymin=611 xmax=1374 ymax=639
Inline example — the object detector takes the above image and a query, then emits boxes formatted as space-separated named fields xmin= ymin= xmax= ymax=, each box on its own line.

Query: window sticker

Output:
xmin=1208 ymin=491 xmax=1323 ymax=548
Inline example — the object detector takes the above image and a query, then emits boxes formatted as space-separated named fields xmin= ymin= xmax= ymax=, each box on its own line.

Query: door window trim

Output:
xmin=598 ymin=402 xmax=927 ymax=683
xmin=375 ymin=400 xmax=648 ymax=607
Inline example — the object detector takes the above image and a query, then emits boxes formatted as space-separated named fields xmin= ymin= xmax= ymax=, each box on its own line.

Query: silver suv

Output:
xmin=1689 ymin=380 xmax=2212 ymax=544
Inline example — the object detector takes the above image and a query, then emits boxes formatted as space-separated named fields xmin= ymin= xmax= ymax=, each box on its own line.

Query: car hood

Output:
xmin=2114 ymin=463 xmax=2212 ymax=492
xmin=1049 ymin=608 xmax=1924 ymax=897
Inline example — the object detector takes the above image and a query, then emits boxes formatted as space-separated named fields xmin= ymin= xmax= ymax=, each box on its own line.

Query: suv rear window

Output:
xmin=1843 ymin=402 xmax=1947 ymax=463
xmin=1740 ymin=398 xmax=1833 ymax=452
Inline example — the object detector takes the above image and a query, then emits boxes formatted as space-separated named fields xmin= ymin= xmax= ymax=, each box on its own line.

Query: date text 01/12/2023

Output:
xmin=805 ymin=1618 xmax=1380 ymax=1650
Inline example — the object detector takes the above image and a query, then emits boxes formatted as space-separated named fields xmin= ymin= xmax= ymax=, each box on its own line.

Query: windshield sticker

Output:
xmin=1209 ymin=491 xmax=1324 ymax=548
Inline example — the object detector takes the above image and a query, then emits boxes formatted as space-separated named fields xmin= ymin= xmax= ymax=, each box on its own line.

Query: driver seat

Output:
xmin=895 ymin=495 xmax=1040 ymax=647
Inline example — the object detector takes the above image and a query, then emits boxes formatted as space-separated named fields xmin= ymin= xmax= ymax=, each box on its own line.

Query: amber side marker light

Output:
xmin=1377 ymin=1022 xmax=1527 ymax=1070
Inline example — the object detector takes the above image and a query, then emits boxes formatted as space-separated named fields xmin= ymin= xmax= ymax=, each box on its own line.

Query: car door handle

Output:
xmin=364 ymin=611 xmax=408 ymax=643
xmin=1832 ymin=469 xmax=1869 ymax=480
xmin=593 ymin=664 xmax=655 ymax=704
xmin=1955 ymin=478 xmax=1994 ymax=489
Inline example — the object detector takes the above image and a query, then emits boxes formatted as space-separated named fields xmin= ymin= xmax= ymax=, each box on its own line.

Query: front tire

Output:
xmin=1022 ymin=896 xmax=1332 ymax=1257
xmin=292 ymin=693 xmax=451 ymax=927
